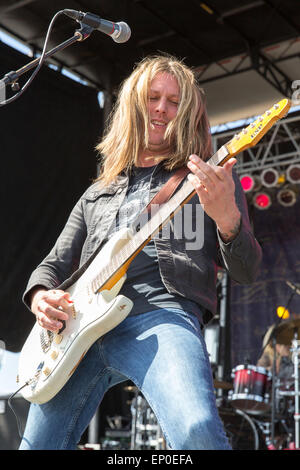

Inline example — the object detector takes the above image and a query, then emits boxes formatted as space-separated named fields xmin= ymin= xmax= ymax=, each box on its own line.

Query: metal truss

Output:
xmin=212 ymin=112 xmax=300 ymax=176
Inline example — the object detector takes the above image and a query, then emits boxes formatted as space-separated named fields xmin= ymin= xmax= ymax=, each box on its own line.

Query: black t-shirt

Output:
xmin=106 ymin=165 xmax=203 ymax=321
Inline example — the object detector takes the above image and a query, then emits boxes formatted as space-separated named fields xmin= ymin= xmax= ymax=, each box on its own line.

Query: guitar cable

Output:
xmin=8 ymin=380 xmax=33 ymax=439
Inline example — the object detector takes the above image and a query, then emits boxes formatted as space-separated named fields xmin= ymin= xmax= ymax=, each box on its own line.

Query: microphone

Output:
xmin=63 ymin=9 xmax=131 ymax=43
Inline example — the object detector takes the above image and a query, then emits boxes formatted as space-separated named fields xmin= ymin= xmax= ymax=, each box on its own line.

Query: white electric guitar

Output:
xmin=18 ymin=99 xmax=291 ymax=404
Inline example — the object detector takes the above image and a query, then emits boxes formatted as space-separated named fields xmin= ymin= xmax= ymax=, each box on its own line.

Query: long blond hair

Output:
xmin=95 ymin=54 xmax=212 ymax=185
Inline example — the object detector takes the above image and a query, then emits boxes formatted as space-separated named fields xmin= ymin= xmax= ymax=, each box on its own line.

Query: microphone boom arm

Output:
xmin=1 ymin=24 xmax=93 ymax=88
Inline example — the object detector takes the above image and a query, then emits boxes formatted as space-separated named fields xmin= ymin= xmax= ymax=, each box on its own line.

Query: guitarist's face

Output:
xmin=146 ymin=72 xmax=180 ymax=155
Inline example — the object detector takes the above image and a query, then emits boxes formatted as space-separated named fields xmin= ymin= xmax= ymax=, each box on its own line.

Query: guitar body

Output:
xmin=18 ymin=228 xmax=134 ymax=404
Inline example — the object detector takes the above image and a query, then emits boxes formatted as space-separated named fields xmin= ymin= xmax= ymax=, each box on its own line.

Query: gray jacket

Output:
xmin=24 ymin=163 xmax=262 ymax=322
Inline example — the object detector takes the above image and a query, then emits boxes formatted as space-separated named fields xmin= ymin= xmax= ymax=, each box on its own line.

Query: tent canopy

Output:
xmin=0 ymin=0 xmax=299 ymax=125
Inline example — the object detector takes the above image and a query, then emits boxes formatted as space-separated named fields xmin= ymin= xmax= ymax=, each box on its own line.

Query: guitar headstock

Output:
xmin=226 ymin=98 xmax=291 ymax=157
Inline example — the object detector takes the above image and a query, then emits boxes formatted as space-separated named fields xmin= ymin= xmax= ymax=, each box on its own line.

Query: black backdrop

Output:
xmin=0 ymin=42 xmax=102 ymax=352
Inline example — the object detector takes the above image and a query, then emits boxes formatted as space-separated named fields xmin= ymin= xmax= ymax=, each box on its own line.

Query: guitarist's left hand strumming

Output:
xmin=187 ymin=155 xmax=241 ymax=243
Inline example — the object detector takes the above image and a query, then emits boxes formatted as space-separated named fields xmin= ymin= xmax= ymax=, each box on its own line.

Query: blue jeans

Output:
xmin=19 ymin=308 xmax=231 ymax=450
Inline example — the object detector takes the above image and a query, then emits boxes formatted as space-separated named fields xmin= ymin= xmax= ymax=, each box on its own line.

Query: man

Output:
xmin=19 ymin=55 xmax=262 ymax=450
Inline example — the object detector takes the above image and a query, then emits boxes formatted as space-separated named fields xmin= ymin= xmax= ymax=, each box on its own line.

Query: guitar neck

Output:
xmin=88 ymin=145 xmax=230 ymax=294
xmin=85 ymin=97 xmax=291 ymax=294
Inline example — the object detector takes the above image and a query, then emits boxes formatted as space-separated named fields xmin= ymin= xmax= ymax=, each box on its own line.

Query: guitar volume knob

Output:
xmin=43 ymin=367 xmax=51 ymax=376
xmin=50 ymin=350 xmax=59 ymax=360
xmin=54 ymin=334 xmax=63 ymax=344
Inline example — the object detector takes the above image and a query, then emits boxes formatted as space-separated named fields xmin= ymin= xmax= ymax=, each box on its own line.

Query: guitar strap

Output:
xmin=59 ymin=166 xmax=190 ymax=291
xmin=132 ymin=165 xmax=190 ymax=229
xmin=146 ymin=166 xmax=189 ymax=207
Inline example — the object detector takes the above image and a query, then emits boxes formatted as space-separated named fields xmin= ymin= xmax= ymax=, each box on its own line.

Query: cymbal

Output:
xmin=214 ymin=379 xmax=233 ymax=390
xmin=275 ymin=319 xmax=300 ymax=344
xmin=263 ymin=319 xmax=300 ymax=347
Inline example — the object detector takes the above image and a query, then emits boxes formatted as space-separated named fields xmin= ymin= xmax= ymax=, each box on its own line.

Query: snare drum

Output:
xmin=229 ymin=364 xmax=272 ymax=415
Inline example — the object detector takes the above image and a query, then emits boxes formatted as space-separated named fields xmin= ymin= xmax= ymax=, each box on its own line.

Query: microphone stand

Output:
xmin=0 ymin=22 xmax=94 ymax=98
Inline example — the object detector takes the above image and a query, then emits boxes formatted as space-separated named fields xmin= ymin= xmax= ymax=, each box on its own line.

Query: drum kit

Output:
xmin=222 ymin=317 xmax=300 ymax=450
xmin=121 ymin=318 xmax=300 ymax=450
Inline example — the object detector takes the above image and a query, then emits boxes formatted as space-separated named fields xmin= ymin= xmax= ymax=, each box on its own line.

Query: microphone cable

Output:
xmin=0 ymin=10 xmax=65 ymax=107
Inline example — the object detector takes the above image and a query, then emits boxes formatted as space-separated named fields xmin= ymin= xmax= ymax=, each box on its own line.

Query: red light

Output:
xmin=253 ymin=192 xmax=272 ymax=209
xmin=240 ymin=175 xmax=255 ymax=192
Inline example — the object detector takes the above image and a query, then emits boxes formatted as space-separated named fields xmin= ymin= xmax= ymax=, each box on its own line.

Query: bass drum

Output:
xmin=218 ymin=407 xmax=264 ymax=450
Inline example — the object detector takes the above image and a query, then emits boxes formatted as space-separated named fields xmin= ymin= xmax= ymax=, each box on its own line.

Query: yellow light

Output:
xmin=277 ymin=306 xmax=290 ymax=319
xmin=277 ymin=174 xmax=286 ymax=184
xmin=200 ymin=3 xmax=214 ymax=15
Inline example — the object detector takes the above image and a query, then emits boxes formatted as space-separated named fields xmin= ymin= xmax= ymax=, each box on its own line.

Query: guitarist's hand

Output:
xmin=30 ymin=288 xmax=71 ymax=332
xmin=187 ymin=154 xmax=241 ymax=242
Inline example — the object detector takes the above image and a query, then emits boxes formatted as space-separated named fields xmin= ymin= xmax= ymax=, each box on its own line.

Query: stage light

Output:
xmin=286 ymin=164 xmax=300 ymax=184
xmin=240 ymin=174 xmax=261 ymax=193
xmin=253 ymin=192 xmax=272 ymax=210
xmin=240 ymin=174 xmax=255 ymax=192
xmin=261 ymin=168 xmax=279 ymax=188
xmin=277 ymin=187 xmax=297 ymax=207
xmin=277 ymin=306 xmax=289 ymax=319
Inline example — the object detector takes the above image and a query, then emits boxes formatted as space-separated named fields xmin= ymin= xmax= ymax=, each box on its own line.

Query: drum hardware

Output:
xmin=228 ymin=364 xmax=272 ymax=415
xmin=257 ymin=285 xmax=297 ymax=447
xmin=290 ymin=334 xmax=300 ymax=448
xmin=130 ymin=393 xmax=166 ymax=450
xmin=253 ymin=415 xmax=294 ymax=450
xmin=218 ymin=406 xmax=261 ymax=450
xmin=268 ymin=323 xmax=300 ymax=449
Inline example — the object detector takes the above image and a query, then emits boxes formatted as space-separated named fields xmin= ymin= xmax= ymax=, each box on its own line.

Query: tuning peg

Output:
xmin=274 ymin=104 xmax=279 ymax=109
xmin=242 ymin=128 xmax=248 ymax=134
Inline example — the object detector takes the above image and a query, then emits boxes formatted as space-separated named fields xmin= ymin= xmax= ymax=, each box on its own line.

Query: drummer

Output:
xmin=257 ymin=322 xmax=294 ymax=385
xmin=257 ymin=342 xmax=293 ymax=383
